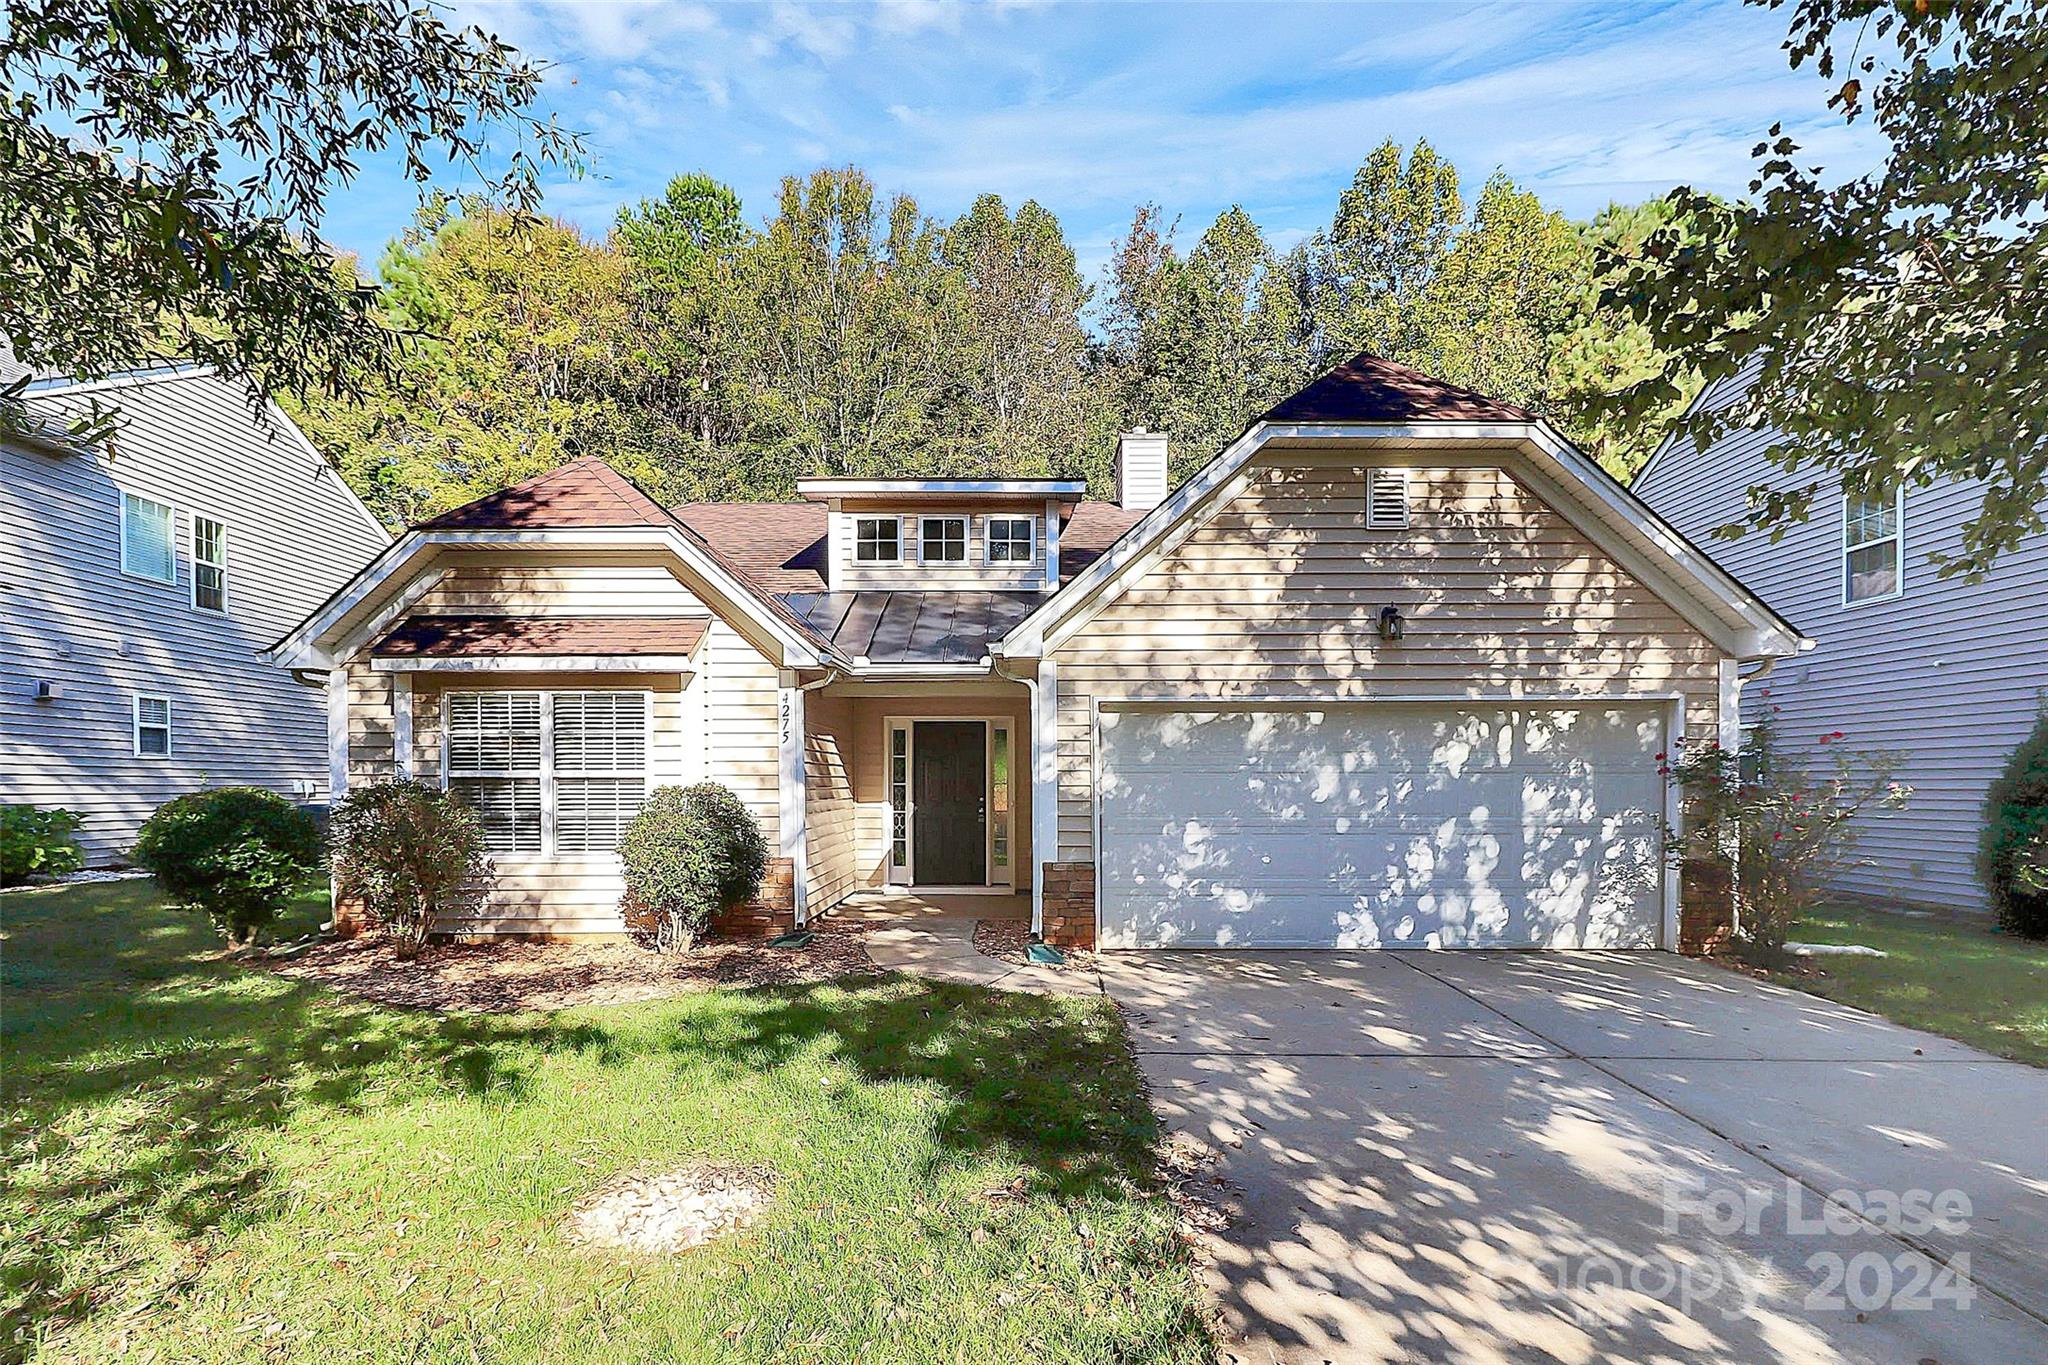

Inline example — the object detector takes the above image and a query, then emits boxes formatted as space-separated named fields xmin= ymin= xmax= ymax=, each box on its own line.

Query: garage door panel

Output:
xmin=1098 ymin=704 xmax=1666 ymax=950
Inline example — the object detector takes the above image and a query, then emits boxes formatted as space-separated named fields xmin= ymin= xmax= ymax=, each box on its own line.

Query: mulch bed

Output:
xmin=266 ymin=925 xmax=880 ymax=1014
xmin=971 ymin=919 xmax=1097 ymax=973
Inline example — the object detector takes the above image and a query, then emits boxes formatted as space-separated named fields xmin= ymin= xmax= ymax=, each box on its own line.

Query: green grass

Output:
xmin=1772 ymin=903 xmax=2048 ymax=1065
xmin=1 ymin=882 xmax=1210 ymax=1364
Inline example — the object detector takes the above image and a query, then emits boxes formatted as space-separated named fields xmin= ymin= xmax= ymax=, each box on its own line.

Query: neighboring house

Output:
xmin=0 ymin=362 xmax=391 ymax=863
xmin=1635 ymin=377 xmax=2048 ymax=916
xmin=273 ymin=354 xmax=1802 ymax=950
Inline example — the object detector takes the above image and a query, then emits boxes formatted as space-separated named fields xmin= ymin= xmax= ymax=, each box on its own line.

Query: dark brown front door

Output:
xmin=913 ymin=721 xmax=986 ymax=885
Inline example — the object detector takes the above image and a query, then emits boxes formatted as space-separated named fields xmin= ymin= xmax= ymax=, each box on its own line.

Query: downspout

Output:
xmin=992 ymin=651 xmax=1046 ymax=938
xmin=782 ymin=666 xmax=842 ymax=928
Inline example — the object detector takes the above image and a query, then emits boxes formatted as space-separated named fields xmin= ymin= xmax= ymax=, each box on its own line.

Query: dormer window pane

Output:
xmin=920 ymin=517 xmax=966 ymax=563
xmin=987 ymin=516 xmax=1034 ymax=563
xmin=855 ymin=517 xmax=901 ymax=563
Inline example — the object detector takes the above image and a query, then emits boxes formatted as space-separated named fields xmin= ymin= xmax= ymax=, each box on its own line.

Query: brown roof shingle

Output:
xmin=1258 ymin=352 xmax=1535 ymax=426
xmin=416 ymin=458 xmax=677 ymax=531
xmin=372 ymin=615 xmax=708 ymax=658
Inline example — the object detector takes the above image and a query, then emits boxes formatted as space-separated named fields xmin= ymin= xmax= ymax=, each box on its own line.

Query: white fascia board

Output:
xmin=797 ymin=478 xmax=1087 ymax=500
xmin=370 ymin=655 xmax=699 ymax=674
xmin=273 ymin=526 xmax=826 ymax=671
xmin=998 ymin=418 xmax=1807 ymax=663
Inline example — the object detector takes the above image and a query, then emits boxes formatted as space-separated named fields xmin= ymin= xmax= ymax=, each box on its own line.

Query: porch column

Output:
xmin=391 ymin=673 xmax=414 ymax=780
xmin=779 ymin=675 xmax=809 ymax=925
xmin=1030 ymin=658 xmax=1059 ymax=936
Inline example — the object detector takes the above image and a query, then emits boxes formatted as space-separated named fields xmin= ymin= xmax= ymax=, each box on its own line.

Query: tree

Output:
xmin=0 ymin=0 xmax=574 ymax=435
xmin=1304 ymin=139 xmax=1464 ymax=365
xmin=1615 ymin=0 xmax=2048 ymax=578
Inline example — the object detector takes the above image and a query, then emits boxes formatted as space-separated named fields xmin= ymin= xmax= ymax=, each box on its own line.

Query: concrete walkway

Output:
xmin=1101 ymin=949 xmax=2048 ymax=1365
xmin=860 ymin=917 xmax=1102 ymax=998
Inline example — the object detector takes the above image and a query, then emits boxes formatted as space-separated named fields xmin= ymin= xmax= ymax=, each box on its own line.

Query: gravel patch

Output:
xmin=972 ymin=918 xmax=1096 ymax=973
xmin=565 ymin=1165 xmax=777 ymax=1254
xmin=268 ymin=925 xmax=879 ymax=1013
xmin=0 ymin=869 xmax=150 ymax=894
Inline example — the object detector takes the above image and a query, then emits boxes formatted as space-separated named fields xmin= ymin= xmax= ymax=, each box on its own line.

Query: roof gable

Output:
xmin=418 ymin=458 xmax=675 ymax=530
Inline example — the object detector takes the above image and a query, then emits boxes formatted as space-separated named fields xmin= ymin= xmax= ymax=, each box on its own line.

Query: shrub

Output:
xmin=0 ymin=804 xmax=86 ymax=886
xmin=328 ymin=780 xmax=488 ymax=956
xmin=1982 ymin=703 xmax=2048 ymax=939
xmin=132 ymin=787 xmax=323 ymax=945
xmin=619 ymin=783 xmax=768 ymax=952
xmin=1670 ymin=713 xmax=1910 ymax=967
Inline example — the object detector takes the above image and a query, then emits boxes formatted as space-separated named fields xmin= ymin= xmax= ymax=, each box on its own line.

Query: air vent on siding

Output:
xmin=1366 ymin=468 xmax=1409 ymax=529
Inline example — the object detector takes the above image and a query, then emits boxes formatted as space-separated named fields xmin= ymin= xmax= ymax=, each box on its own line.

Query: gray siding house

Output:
xmin=1 ymin=362 xmax=390 ymax=863
xmin=1634 ymin=378 xmax=2048 ymax=915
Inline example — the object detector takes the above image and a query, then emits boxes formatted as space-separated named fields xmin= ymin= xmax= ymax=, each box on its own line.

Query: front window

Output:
xmin=855 ymin=518 xmax=901 ymax=563
xmin=192 ymin=516 xmax=227 ymax=612
xmin=1843 ymin=491 xmax=1902 ymax=603
xmin=444 ymin=690 xmax=648 ymax=857
xmin=920 ymin=516 xmax=967 ymax=563
xmin=134 ymin=694 xmax=171 ymax=756
xmin=986 ymin=516 xmax=1034 ymax=563
xmin=120 ymin=492 xmax=176 ymax=583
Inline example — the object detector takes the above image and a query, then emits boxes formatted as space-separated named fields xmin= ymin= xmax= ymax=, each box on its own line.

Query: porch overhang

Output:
xmin=366 ymin=614 xmax=708 ymax=674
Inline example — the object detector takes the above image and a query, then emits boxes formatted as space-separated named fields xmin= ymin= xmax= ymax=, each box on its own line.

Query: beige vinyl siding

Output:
xmin=1051 ymin=459 xmax=1723 ymax=862
xmin=838 ymin=689 xmax=1032 ymax=888
xmin=0 ymin=370 xmax=388 ymax=860
xmin=834 ymin=506 xmax=1046 ymax=592
xmin=413 ymin=556 xmax=711 ymax=616
xmin=699 ymin=619 xmax=782 ymax=848
xmin=803 ymin=689 xmax=858 ymax=910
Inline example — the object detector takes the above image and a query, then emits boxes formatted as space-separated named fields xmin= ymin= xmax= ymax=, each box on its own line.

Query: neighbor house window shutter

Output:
xmin=1366 ymin=469 xmax=1409 ymax=530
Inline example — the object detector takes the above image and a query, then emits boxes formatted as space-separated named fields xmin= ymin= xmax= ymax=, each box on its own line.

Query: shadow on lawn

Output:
xmin=1 ymin=885 xmax=1167 ymax=1362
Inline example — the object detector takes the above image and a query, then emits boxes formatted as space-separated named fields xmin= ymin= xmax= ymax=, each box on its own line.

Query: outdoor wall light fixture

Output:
xmin=1377 ymin=605 xmax=1405 ymax=641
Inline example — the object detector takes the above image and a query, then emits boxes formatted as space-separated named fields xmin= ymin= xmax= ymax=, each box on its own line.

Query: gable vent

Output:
xmin=1366 ymin=468 xmax=1409 ymax=529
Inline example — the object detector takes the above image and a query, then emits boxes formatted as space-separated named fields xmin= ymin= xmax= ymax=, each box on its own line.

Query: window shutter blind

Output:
xmin=553 ymin=692 xmax=648 ymax=855
xmin=122 ymin=494 xmax=176 ymax=580
xmin=446 ymin=692 xmax=542 ymax=771
xmin=1366 ymin=469 xmax=1409 ymax=530
xmin=450 ymin=777 xmax=543 ymax=854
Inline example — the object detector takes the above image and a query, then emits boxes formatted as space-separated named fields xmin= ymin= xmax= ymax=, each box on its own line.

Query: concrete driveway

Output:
xmin=1098 ymin=950 xmax=2048 ymax=1365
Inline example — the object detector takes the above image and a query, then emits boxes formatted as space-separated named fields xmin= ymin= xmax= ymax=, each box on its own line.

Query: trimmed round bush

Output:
xmin=1982 ymin=705 xmax=2048 ymax=939
xmin=329 ymin=780 xmax=488 ymax=956
xmin=132 ymin=787 xmax=323 ymax=945
xmin=0 ymin=804 xmax=86 ymax=886
xmin=620 ymin=783 xmax=768 ymax=952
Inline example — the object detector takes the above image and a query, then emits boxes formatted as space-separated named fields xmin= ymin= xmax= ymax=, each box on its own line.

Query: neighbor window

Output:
xmin=920 ymin=516 xmax=967 ymax=563
xmin=120 ymin=492 xmax=176 ymax=583
xmin=134 ymin=694 xmax=171 ymax=756
xmin=854 ymin=517 xmax=901 ymax=563
xmin=1365 ymin=468 xmax=1409 ymax=530
xmin=986 ymin=516 xmax=1034 ymax=563
xmin=445 ymin=690 xmax=648 ymax=857
xmin=1843 ymin=491 xmax=1902 ymax=603
xmin=192 ymin=515 xmax=227 ymax=612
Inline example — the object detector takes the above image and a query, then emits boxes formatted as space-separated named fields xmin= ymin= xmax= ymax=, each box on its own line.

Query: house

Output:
xmin=1634 ymin=375 xmax=2048 ymax=916
xmin=0 ymin=360 xmax=391 ymax=863
xmin=272 ymin=354 xmax=1803 ymax=949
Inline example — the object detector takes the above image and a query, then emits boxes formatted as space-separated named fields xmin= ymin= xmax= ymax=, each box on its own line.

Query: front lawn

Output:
xmin=1770 ymin=903 xmax=2048 ymax=1065
xmin=0 ymin=882 xmax=1209 ymax=1364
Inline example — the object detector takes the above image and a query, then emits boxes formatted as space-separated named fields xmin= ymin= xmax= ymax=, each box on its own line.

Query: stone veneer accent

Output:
xmin=1040 ymin=861 xmax=1097 ymax=950
xmin=711 ymin=857 xmax=797 ymax=938
xmin=1679 ymin=858 xmax=1734 ymax=956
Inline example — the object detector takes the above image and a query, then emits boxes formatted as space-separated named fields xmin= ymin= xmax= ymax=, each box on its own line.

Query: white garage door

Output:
xmin=1097 ymin=702 xmax=1670 ymax=950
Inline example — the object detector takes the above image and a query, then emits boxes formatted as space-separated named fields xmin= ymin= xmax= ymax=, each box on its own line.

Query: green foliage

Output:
xmin=619 ymin=783 xmax=769 ymax=952
xmin=1670 ymin=713 xmax=1911 ymax=966
xmin=328 ymin=780 xmax=489 ymax=956
xmin=1982 ymin=704 xmax=2048 ymax=939
xmin=1615 ymin=0 xmax=2048 ymax=577
xmin=0 ymin=804 xmax=84 ymax=886
xmin=131 ymin=787 xmax=323 ymax=945
xmin=0 ymin=0 xmax=575 ymax=435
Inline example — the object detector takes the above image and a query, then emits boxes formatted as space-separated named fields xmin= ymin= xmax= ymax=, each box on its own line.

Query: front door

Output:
xmin=912 ymin=721 xmax=987 ymax=885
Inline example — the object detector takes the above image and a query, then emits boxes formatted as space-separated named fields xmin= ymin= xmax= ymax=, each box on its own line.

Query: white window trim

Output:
xmin=119 ymin=490 xmax=178 ymax=585
xmin=985 ymin=515 xmax=1036 ymax=564
xmin=190 ymin=510 xmax=228 ymax=613
xmin=918 ymin=515 xmax=969 ymax=565
xmin=440 ymin=689 xmax=653 ymax=859
xmin=853 ymin=515 xmax=904 ymax=565
xmin=133 ymin=693 xmax=172 ymax=757
xmin=1841 ymin=487 xmax=1905 ymax=606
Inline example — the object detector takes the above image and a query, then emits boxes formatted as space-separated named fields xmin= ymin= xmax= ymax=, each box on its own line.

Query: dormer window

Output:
xmin=920 ymin=517 xmax=967 ymax=563
xmin=987 ymin=516 xmax=1034 ymax=563
xmin=855 ymin=517 xmax=902 ymax=563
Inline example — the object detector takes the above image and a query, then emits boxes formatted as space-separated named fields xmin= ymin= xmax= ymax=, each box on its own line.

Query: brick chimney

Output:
xmin=1116 ymin=428 xmax=1169 ymax=513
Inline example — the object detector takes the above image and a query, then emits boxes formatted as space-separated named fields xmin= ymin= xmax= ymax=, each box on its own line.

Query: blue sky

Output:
xmin=322 ymin=0 xmax=1884 ymax=282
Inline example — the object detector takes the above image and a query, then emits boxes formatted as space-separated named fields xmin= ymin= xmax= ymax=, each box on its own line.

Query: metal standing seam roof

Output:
xmin=778 ymin=591 xmax=1042 ymax=664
